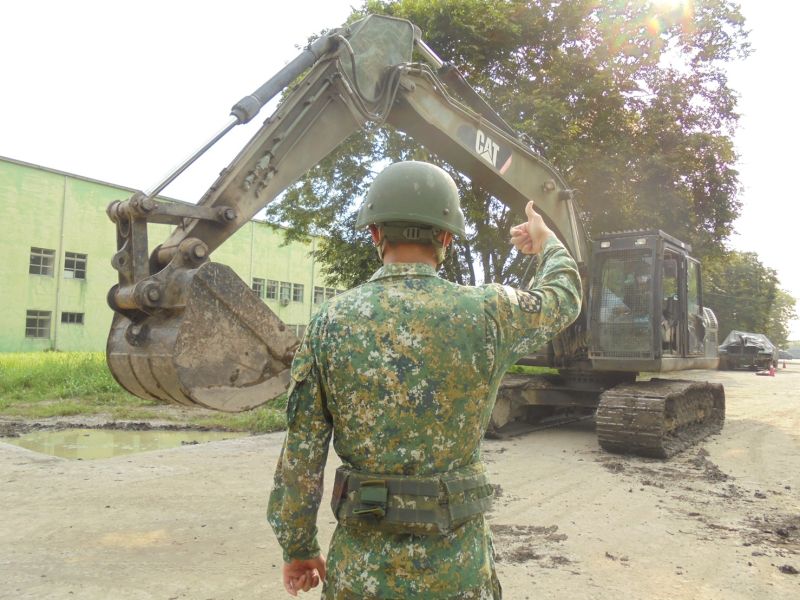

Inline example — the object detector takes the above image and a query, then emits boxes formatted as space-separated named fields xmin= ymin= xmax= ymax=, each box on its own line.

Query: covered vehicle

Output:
xmin=718 ymin=331 xmax=778 ymax=370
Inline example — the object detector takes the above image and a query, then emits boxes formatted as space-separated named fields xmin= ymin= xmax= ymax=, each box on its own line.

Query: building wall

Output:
xmin=0 ymin=157 xmax=338 ymax=352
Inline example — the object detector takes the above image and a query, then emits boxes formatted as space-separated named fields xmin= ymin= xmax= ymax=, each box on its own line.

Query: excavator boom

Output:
xmin=106 ymin=14 xmax=586 ymax=411
xmin=105 ymin=14 xmax=724 ymax=460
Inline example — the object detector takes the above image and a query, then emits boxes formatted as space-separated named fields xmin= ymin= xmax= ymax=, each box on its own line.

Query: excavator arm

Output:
xmin=106 ymin=14 xmax=588 ymax=411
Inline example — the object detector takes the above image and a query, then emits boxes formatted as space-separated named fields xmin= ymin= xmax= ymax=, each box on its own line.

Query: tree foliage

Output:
xmin=267 ymin=1 xmax=800 ymax=348
xmin=267 ymin=0 xmax=749 ymax=291
xmin=704 ymin=251 xmax=797 ymax=348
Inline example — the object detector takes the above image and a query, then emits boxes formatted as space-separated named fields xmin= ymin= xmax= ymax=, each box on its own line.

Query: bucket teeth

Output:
xmin=107 ymin=262 xmax=298 ymax=412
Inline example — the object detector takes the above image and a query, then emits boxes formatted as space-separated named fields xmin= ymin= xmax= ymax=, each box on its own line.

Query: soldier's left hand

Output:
xmin=510 ymin=201 xmax=554 ymax=255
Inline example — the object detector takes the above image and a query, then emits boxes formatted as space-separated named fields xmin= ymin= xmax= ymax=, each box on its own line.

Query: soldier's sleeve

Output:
xmin=486 ymin=236 xmax=582 ymax=378
xmin=267 ymin=319 xmax=333 ymax=562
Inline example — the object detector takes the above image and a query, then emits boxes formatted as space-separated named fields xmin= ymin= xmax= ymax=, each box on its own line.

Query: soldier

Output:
xmin=268 ymin=161 xmax=581 ymax=598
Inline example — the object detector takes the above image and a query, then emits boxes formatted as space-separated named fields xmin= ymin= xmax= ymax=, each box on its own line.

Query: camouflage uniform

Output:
xmin=268 ymin=235 xmax=581 ymax=598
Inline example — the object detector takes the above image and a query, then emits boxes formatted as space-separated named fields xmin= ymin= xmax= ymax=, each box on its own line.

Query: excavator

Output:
xmin=105 ymin=14 xmax=724 ymax=459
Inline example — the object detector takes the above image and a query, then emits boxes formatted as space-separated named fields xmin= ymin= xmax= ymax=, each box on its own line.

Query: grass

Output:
xmin=0 ymin=352 xmax=286 ymax=433
xmin=506 ymin=364 xmax=559 ymax=376
xmin=0 ymin=353 xmax=557 ymax=433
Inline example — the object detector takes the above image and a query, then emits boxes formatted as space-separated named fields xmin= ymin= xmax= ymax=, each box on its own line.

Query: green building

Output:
xmin=0 ymin=156 xmax=341 ymax=353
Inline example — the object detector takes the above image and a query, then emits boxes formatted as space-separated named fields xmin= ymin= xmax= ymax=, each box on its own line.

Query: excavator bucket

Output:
xmin=107 ymin=262 xmax=299 ymax=412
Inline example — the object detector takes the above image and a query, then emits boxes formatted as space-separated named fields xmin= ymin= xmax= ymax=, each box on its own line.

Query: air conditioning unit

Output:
xmin=279 ymin=297 xmax=290 ymax=306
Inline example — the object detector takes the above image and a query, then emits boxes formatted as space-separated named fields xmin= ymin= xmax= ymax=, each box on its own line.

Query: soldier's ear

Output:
xmin=438 ymin=231 xmax=453 ymax=248
xmin=369 ymin=225 xmax=382 ymax=245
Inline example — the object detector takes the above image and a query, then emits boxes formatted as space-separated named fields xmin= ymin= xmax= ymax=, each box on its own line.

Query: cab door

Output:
xmin=685 ymin=257 xmax=706 ymax=356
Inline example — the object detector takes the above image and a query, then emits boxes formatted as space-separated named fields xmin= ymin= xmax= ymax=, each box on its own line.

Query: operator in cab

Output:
xmin=267 ymin=161 xmax=582 ymax=598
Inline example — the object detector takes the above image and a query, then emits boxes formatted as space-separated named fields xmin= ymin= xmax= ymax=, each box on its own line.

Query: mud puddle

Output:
xmin=0 ymin=428 xmax=247 ymax=460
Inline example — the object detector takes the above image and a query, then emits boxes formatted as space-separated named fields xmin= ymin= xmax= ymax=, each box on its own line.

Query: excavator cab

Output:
xmin=588 ymin=230 xmax=719 ymax=372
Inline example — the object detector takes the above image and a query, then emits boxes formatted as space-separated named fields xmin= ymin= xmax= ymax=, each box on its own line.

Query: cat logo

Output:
xmin=458 ymin=124 xmax=513 ymax=173
xmin=475 ymin=129 xmax=499 ymax=167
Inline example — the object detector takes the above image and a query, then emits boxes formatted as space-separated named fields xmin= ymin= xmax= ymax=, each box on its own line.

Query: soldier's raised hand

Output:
xmin=510 ymin=201 xmax=555 ymax=255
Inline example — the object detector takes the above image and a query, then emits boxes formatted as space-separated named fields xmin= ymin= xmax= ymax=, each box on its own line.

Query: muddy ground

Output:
xmin=1 ymin=365 xmax=798 ymax=599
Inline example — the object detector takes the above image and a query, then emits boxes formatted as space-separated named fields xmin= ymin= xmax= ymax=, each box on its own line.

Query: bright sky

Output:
xmin=2 ymin=0 xmax=797 ymax=338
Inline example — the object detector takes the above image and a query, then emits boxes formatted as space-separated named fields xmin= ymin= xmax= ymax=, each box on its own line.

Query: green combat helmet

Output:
xmin=355 ymin=161 xmax=466 ymax=263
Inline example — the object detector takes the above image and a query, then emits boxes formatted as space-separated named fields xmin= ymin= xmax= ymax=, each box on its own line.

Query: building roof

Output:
xmin=0 ymin=154 xmax=294 ymax=231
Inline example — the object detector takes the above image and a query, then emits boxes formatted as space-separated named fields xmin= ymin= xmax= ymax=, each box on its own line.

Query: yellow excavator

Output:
xmin=105 ymin=15 xmax=724 ymax=458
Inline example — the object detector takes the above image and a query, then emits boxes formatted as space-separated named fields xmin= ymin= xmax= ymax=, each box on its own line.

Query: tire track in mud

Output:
xmin=485 ymin=444 xmax=579 ymax=573
xmin=594 ymin=445 xmax=800 ymax=576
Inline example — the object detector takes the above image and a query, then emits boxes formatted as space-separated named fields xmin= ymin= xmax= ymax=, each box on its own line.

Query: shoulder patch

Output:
xmin=502 ymin=285 xmax=519 ymax=306
xmin=515 ymin=289 xmax=542 ymax=313
xmin=286 ymin=340 xmax=315 ymax=424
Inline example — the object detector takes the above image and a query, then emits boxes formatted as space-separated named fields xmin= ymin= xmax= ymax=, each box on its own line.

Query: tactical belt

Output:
xmin=330 ymin=463 xmax=494 ymax=535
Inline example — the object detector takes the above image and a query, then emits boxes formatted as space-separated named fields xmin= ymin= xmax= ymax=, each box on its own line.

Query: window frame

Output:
xmin=266 ymin=279 xmax=278 ymax=300
xmin=292 ymin=283 xmax=304 ymax=303
xmin=29 ymin=247 xmax=55 ymax=276
xmin=61 ymin=312 xmax=85 ymax=325
xmin=252 ymin=277 xmax=265 ymax=299
xmin=279 ymin=281 xmax=292 ymax=302
xmin=25 ymin=310 xmax=51 ymax=338
xmin=64 ymin=251 xmax=87 ymax=280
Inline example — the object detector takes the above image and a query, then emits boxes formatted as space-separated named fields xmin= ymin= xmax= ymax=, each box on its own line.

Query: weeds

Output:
xmin=506 ymin=364 xmax=558 ymax=376
xmin=0 ymin=352 xmax=130 ymax=402
xmin=0 ymin=352 xmax=288 ymax=433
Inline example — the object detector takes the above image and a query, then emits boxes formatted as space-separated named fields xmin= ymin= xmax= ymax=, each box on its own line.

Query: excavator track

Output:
xmin=596 ymin=379 xmax=725 ymax=458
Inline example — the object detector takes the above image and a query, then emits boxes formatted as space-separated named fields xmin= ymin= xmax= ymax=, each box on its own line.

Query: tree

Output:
xmin=267 ymin=0 xmax=749 ymax=288
xmin=765 ymin=289 xmax=797 ymax=349
xmin=704 ymin=251 xmax=797 ymax=347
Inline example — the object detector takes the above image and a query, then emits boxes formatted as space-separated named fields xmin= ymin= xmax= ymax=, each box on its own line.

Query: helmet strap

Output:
xmin=374 ymin=227 xmax=386 ymax=261
xmin=381 ymin=223 xmax=438 ymax=243
xmin=435 ymin=241 xmax=447 ymax=267
xmin=374 ymin=223 xmax=449 ymax=266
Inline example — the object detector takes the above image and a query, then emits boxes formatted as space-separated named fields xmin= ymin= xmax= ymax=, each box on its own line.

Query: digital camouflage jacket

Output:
xmin=268 ymin=236 xmax=581 ymax=599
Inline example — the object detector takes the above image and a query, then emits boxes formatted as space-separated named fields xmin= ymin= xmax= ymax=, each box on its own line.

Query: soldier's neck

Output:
xmin=382 ymin=243 xmax=437 ymax=267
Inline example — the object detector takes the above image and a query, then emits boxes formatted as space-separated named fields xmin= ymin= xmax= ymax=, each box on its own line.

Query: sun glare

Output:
xmin=646 ymin=0 xmax=694 ymax=36
xmin=652 ymin=0 xmax=688 ymax=9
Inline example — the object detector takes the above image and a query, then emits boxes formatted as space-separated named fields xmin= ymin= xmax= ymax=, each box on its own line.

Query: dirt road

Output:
xmin=1 ymin=366 xmax=798 ymax=599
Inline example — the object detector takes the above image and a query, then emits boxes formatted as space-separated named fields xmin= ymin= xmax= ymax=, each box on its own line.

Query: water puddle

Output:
xmin=0 ymin=428 xmax=247 ymax=460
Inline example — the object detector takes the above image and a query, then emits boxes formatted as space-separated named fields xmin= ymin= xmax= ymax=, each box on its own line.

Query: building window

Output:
xmin=314 ymin=286 xmax=342 ymax=304
xmin=61 ymin=312 xmax=84 ymax=325
xmin=64 ymin=252 xmax=87 ymax=279
xmin=279 ymin=282 xmax=292 ymax=303
xmin=252 ymin=278 xmax=265 ymax=299
xmin=25 ymin=310 xmax=51 ymax=338
xmin=288 ymin=324 xmax=307 ymax=338
xmin=266 ymin=279 xmax=278 ymax=300
xmin=29 ymin=247 xmax=55 ymax=276
xmin=292 ymin=283 xmax=304 ymax=303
